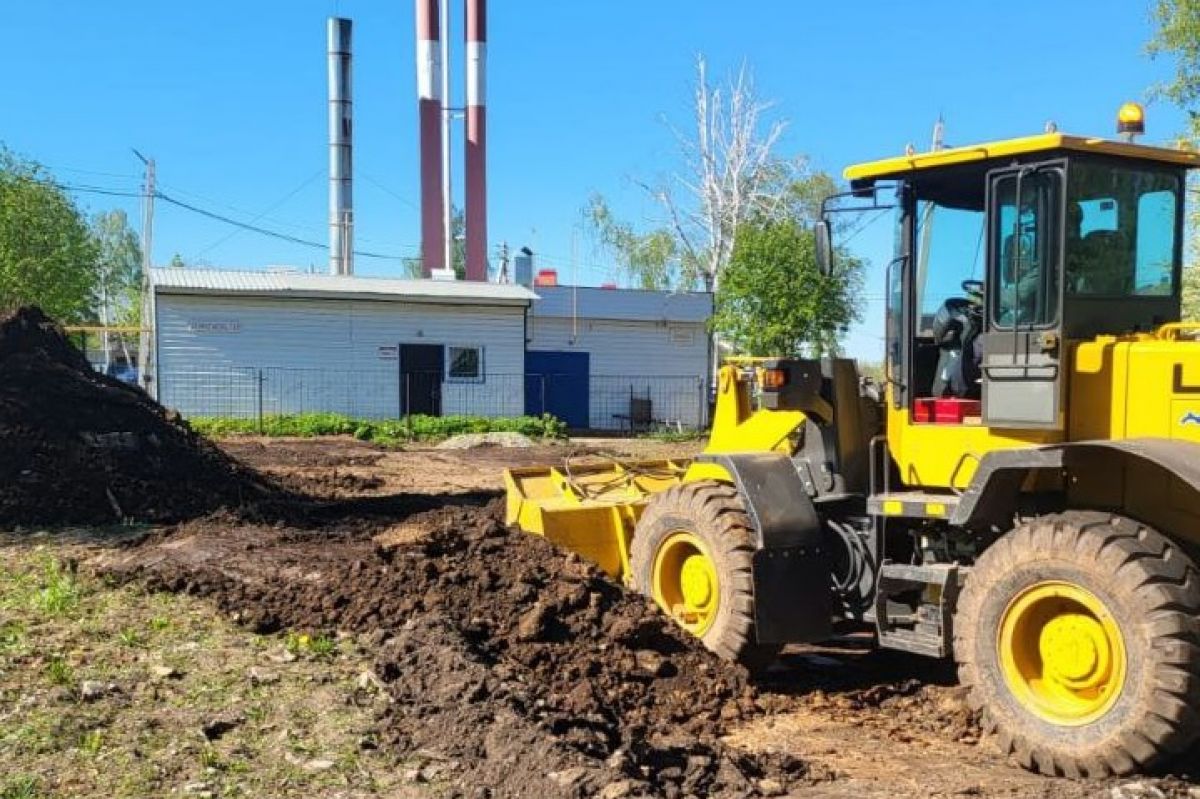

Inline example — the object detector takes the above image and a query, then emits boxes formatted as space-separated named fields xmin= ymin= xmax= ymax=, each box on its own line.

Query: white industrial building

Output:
xmin=144 ymin=268 xmax=712 ymax=430
xmin=526 ymin=286 xmax=711 ymax=429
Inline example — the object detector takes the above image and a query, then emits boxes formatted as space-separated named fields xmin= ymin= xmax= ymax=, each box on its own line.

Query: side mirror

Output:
xmin=815 ymin=219 xmax=834 ymax=277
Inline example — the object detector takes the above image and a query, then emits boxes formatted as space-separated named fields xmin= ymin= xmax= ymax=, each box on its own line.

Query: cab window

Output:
xmin=1065 ymin=163 xmax=1179 ymax=296
xmin=991 ymin=170 xmax=1062 ymax=329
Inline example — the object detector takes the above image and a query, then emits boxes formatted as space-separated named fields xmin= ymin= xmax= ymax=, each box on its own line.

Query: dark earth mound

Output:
xmin=0 ymin=306 xmax=283 ymax=527
xmin=103 ymin=501 xmax=812 ymax=798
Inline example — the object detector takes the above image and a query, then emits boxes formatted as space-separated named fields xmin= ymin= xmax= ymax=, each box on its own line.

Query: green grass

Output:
xmin=0 ymin=776 xmax=43 ymax=799
xmin=31 ymin=558 xmax=80 ymax=617
xmin=0 ymin=620 xmax=25 ymax=652
xmin=149 ymin=616 xmax=171 ymax=632
xmin=117 ymin=628 xmax=143 ymax=648
xmin=79 ymin=729 xmax=103 ymax=755
xmin=640 ymin=427 xmax=706 ymax=443
xmin=0 ymin=546 xmax=404 ymax=798
xmin=188 ymin=412 xmax=567 ymax=444
xmin=44 ymin=656 xmax=73 ymax=686
xmin=286 ymin=632 xmax=338 ymax=659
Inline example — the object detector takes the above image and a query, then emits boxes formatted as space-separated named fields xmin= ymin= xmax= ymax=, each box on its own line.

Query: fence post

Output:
xmin=404 ymin=372 xmax=412 ymax=439
xmin=540 ymin=374 xmax=547 ymax=416
xmin=256 ymin=369 xmax=264 ymax=434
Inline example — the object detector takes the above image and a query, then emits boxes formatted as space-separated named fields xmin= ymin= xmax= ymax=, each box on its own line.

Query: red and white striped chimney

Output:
xmin=464 ymin=0 xmax=487 ymax=281
xmin=416 ymin=0 xmax=446 ymax=276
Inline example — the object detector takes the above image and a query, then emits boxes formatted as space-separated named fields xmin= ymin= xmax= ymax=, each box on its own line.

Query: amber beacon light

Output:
xmin=1117 ymin=102 xmax=1145 ymax=141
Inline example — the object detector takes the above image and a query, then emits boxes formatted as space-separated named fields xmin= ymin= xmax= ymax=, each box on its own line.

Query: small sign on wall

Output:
xmin=376 ymin=345 xmax=399 ymax=360
xmin=187 ymin=319 xmax=241 ymax=334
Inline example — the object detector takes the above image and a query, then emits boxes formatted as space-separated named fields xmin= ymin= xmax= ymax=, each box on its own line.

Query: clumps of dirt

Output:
xmin=274 ymin=469 xmax=385 ymax=498
xmin=219 ymin=439 xmax=386 ymax=470
xmin=0 ymin=306 xmax=284 ymax=527
xmin=103 ymin=501 xmax=811 ymax=797
xmin=803 ymin=680 xmax=980 ymax=746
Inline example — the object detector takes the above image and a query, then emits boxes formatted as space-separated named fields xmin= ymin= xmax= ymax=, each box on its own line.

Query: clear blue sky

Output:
xmin=0 ymin=0 xmax=1188 ymax=359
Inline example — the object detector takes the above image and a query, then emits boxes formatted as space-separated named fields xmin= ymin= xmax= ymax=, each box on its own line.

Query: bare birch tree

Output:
xmin=648 ymin=55 xmax=794 ymax=293
xmin=588 ymin=56 xmax=798 ymax=294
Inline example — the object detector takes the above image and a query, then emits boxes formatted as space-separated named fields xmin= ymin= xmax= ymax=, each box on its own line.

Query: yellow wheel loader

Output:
xmin=505 ymin=104 xmax=1200 ymax=776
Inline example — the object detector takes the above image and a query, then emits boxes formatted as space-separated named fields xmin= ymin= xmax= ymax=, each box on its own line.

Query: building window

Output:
xmin=447 ymin=346 xmax=483 ymax=381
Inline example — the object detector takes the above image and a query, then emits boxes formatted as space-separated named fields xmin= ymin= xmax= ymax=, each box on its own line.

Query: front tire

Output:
xmin=954 ymin=512 xmax=1200 ymax=777
xmin=630 ymin=481 xmax=778 ymax=668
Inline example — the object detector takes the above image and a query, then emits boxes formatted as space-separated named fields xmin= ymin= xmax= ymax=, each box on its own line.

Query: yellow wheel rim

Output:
xmin=998 ymin=581 xmax=1127 ymax=726
xmin=651 ymin=531 xmax=720 ymax=636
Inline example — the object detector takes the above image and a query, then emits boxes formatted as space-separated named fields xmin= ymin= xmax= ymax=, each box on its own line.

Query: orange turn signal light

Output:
xmin=762 ymin=368 xmax=788 ymax=391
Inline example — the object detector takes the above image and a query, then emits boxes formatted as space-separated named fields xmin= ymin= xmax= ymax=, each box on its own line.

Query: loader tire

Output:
xmin=630 ymin=480 xmax=779 ymax=670
xmin=954 ymin=511 xmax=1200 ymax=777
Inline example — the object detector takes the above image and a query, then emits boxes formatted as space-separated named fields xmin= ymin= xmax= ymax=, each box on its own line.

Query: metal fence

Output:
xmin=157 ymin=366 xmax=708 ymax=432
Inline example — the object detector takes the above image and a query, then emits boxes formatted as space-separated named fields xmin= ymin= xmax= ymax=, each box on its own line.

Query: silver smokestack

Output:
xmin=328 ymin=17 xmax=353 ymax=276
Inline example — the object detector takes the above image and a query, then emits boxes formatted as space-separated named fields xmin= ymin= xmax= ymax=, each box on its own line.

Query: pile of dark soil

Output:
xmin=0 ymin=306 xmax=282 ymax=527
xmin=105 ymin=501 xmax=811 ymax=797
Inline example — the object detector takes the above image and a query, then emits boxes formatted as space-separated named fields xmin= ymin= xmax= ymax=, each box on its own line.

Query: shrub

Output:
xmin=189 ymin=412 xmax=567 ymax=444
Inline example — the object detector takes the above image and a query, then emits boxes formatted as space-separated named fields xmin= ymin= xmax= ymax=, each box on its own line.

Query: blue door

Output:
xmin=525 ymin=351 xmax=589 ymax=428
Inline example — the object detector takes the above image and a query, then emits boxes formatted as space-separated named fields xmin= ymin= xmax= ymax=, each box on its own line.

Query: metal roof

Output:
xmin=148 ymin=268 xmax=538 ymax=306
xmin=529 ymin=285 xmax=711 ymax=323
xmin=844 ymin=133 xmax=1200 ymax=182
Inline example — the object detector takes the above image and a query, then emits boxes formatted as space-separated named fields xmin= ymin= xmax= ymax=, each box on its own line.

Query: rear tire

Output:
xmin=631 ymin=481 xmax=780 ymax=669
xmin=954 ymin=511 xmax=1200 ymax=777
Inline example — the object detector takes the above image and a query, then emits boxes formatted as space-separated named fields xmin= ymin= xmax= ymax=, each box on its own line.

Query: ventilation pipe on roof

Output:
xmin=327 ymin=17 xmax=354 ymax=276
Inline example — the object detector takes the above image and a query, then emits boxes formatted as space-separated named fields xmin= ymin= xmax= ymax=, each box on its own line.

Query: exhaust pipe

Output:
xmin=327 ymin=17 xmax=354 ymax=276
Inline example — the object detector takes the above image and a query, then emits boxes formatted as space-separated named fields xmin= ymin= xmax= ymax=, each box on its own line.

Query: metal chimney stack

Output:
xmin=464 ymin=0 xmax=487 ymax=281
xmin=416 ymin=0 xmax=447 ymax=277
xmin=327 ymin=17 xmax=354 ymax=276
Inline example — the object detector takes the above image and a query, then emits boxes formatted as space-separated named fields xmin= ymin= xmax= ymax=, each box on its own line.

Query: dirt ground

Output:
xmin=217 ymin=436 xmax=699 ymax=498
xmin=4 ymin=436 xmax=1200 ymax=798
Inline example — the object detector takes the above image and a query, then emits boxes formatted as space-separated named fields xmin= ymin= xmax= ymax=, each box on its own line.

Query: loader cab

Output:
xmin=833 ymin=128 xmax=1196 ymax=487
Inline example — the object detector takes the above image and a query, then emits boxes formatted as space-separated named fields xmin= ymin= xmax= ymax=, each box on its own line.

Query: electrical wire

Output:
xmin=195 ymin=168 xmax=325 ymax=257
xmin=154 ymin=191 xmax=418 ymax=260
xmin=361 ymin=171 xmax=419 ymax=210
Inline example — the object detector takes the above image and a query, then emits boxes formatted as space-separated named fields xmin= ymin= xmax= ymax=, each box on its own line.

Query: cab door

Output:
xmin=982 ymin=161 xmax=1066 ymax=429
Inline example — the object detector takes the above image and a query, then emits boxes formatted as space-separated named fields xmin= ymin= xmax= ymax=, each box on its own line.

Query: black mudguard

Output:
xmin=696 ymin=452 xmax=833 ymax=644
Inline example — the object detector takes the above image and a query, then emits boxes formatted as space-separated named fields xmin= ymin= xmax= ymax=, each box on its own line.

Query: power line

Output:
xmin=52 ymin=177 xmax=420 ymax=261
xmin=155 ymin=191 xmax=416 ymax=260
xmin=195 ymin=168 xmax=325 ymax=257
xmin=361 ymin=171 xmax=418 ymax=210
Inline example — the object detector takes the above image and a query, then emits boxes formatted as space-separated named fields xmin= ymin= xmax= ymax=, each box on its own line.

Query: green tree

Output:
xmin=714 ymin=218 xmax=863 ymax=357
xmin=404 ymin=206 xmax=467 ymax=279
xmin=92 ymin=210 xmax=143 ymax=326
xmin=0 ymin=149 xmax=98 ymax=321
xmin=1147 ymin=0 xmax=1200 ymax=318
xmin=585 ymin=195 xmax=678 ymax=290
xmin=1185 ymin=265 xmax=1200 ymax=319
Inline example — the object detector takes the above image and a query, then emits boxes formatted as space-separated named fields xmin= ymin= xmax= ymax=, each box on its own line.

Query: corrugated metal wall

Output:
xmin=154 ymin=294 xmax=526 ymax=419
xmin=526 ymin=316 xmax=707 ymax=428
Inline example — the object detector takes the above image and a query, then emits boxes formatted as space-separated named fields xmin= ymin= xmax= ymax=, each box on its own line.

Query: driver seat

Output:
xmin=930 ymin=297 xmax=982 ymax=398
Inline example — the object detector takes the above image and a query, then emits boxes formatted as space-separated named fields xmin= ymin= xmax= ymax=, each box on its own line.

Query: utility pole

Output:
xmin=133 ymin=149 xmax=156 ymax=274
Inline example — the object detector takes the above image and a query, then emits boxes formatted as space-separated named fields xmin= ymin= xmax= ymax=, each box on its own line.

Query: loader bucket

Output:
xmin=504 ymin=459 xmax=689 ymax=581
